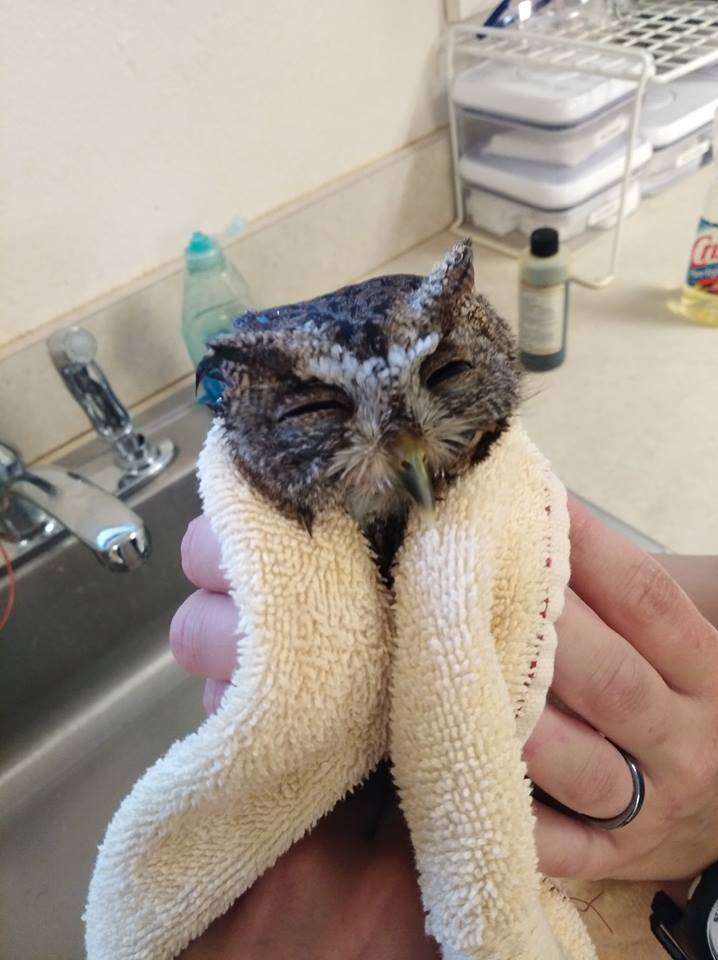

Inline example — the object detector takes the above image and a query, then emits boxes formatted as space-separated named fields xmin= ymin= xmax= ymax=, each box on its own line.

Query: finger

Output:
xmin=523 ymin=704 xmax=635 ymax=819
xmin=181 ymin=515 xmax=230 ymax=593
xmin=169 ymin=590 xmax=240 ymax=680
xmin=533 ymin=801 xmax=619 ymax=880
xmin=203 ymin=678 xmax=230 ymax=714
xmin=568 ymin=496 xmax=718 ymax=694
xmin=552 ymin=589 xmax=677 ymax=762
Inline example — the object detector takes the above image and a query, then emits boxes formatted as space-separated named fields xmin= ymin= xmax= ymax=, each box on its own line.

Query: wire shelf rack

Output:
xmin=448 ymin=1 xmax=718 ymax=288
xmin=555 ymin=1 xmax=718 ymax=83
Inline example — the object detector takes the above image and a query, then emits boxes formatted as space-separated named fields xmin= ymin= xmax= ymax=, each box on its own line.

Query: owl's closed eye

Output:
xmin=198 ymin=239 xmax=520 ymax=565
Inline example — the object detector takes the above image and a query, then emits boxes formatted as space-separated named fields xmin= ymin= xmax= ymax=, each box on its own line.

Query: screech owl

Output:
xmin=197 ymin=239 xmax=520 ymax=576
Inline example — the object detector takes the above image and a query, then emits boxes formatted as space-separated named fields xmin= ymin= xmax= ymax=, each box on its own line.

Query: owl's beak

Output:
xmin=393 ymin=432 xmax=435 ymax=511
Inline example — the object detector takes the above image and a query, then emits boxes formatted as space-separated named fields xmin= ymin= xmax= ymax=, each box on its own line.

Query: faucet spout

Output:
xmin=0 ymin=443 xmax=150 ymax=573
xmin=12 ymin=467 xmax=150 ymax=572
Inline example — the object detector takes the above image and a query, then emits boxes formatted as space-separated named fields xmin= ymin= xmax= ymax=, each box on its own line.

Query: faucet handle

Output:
xmin=48 ymin=326 xmax=132 ymax=441
xmin=48 ymin=326 xmax=98 ymax=367
xmin=0 ymin=442 xmax=25 ymax=491
xmin=47 ymin=325 xmax=175 ymax=485
xmin=0 ymin=442 xmax=56 ymax=545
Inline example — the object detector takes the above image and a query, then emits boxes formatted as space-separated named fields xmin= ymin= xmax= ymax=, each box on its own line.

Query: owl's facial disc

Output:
xmin=206 ymin=238 xmax=520 ymax=533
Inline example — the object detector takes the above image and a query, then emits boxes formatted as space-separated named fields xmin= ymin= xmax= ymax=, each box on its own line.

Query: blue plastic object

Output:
xmin=181 ymin=229 xmax=252 ymax=407
xmin=184 ymin=231 xmax=224 ymax=272
xmin=483 ymin=0 xmax=552 ymax=28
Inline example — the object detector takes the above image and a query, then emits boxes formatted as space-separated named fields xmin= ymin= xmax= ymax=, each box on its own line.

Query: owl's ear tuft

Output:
xmin=430 ymin=238 xmax=474 ymax=302
xmin=408 ymin=239 xmax=475 ymax=327
xmin=442 ymin=238 xmax=475 ymax=298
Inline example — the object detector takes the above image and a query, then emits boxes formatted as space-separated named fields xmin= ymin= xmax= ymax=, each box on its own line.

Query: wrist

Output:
xmin=661 ymin=878 xmax=693 ymax=909
xmin=652 ymin=862 xmax=718 ymax=959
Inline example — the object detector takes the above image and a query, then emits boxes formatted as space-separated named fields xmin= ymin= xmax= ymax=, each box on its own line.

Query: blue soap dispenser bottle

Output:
xmin=181 ymin=231 xmax=252 ymax=400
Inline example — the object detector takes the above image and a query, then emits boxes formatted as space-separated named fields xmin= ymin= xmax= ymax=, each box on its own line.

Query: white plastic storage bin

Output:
xmin=636 ymin=77 xmax=718 ymax=197
xmin=640 ymin=79 xmax=718 ymax=149
xmin=459 ymin=136 xmax=652 ymax=210
xmin=455 ymin=97 xmax=633 ymax=168
xmin=465 ymin=179 xmax=641 ymax=242
xmin=640 ymin=123 xmax=713 ymax=197
xmin=452 ymin=61 xmax=635 ymax=127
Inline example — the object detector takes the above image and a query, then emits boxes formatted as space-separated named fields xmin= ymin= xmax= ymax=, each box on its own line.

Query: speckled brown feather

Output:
xmin=199 ymin=239 xmax=521 ymax=566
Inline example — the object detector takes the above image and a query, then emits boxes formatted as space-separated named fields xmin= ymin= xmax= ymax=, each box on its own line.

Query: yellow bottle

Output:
xmin=672 ymin=175 xmax=718 ymax=326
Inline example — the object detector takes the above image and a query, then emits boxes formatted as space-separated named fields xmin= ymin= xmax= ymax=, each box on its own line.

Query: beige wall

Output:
xmin=1 ymin=0 xmax=447 ymax=349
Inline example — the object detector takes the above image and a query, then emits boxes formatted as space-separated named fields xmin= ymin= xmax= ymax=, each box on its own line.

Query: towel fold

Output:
xmin=85 ymin=419 xmax=599 ymax=960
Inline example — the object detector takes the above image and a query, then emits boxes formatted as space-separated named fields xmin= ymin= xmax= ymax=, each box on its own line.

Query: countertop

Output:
xmin=364 ymin=165 xmax=718 ymax=554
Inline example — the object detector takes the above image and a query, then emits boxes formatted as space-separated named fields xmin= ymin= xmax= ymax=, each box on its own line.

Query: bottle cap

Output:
xmin=529 ymin=227 xmax=559 ymax=258
xmin=185 ymin=231 xmax=224 ymax=272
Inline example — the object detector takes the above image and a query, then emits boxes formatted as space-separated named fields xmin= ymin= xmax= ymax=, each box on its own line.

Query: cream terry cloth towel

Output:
xmin=85 ymin=420 xmax=600 ymax=960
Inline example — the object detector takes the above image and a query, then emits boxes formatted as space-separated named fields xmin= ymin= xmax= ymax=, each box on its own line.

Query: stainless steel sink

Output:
xmin=0 ymin=389 xmax=666 ymax=960
xmin=0 ymin=390 xmax=210 ymax=960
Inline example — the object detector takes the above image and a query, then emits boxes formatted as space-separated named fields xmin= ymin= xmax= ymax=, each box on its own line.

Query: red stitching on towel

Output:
xmin=514 ymin=480 xmax=556 ymax=718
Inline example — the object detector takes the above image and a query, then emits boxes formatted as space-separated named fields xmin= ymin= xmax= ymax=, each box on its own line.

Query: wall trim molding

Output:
xmin=0 ymin=128 xmax=454 ymax=462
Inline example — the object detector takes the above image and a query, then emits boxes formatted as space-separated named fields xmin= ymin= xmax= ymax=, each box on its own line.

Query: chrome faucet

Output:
xmin=0 ymin=324 xmax=176 ymax=573
xmin=47 ymin=326 xmax=175 ymax=490
xmin=0 ymin=441 xmax=150 ymax=572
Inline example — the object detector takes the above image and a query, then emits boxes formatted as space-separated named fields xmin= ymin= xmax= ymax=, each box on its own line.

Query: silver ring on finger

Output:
xmin=533 ymin=742 xmax=645 ymax=831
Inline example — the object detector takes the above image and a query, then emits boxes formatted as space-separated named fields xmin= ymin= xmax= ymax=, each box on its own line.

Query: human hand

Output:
xmin=524 ymin=496 xmax=718 ymax=884
xmin=170 ymin=516 xmax=438 ymax=960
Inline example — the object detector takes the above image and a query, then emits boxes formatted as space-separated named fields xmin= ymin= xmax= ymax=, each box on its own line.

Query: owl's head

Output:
xmin=199 ymin=240 xmax=520 ymax=530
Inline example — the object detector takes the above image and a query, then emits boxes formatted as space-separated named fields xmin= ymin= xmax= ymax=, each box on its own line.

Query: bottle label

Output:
xmin=519 ymin=282 xmax=566 ymax=355
xmin=686 ymin=218 xmax=718 ymax=295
